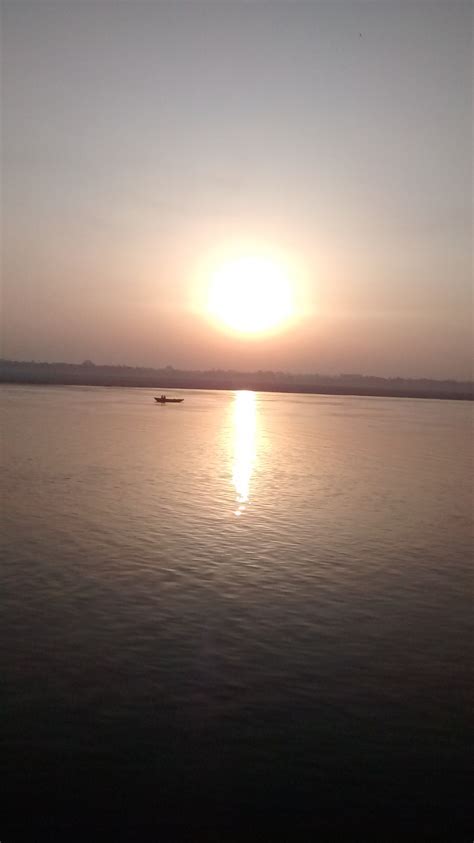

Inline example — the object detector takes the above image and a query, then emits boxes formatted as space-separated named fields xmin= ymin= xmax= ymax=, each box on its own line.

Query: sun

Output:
xmin=207 ymin=256 xmax=294 ymax=335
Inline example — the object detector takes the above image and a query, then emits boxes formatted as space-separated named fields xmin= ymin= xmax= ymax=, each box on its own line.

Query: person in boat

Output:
xmin=161 ymin=394 xmax=166 ymax=401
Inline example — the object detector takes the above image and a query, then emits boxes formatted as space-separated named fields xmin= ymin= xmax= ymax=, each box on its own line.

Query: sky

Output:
xmin=1 ymin=0 xmax=472 ymax=379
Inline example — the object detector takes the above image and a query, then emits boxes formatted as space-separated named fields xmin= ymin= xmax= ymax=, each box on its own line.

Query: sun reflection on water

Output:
xmin=232 ymin=391 xmax=257 ymax=516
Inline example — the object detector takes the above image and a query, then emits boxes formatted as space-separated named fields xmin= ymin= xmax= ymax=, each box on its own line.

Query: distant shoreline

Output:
xmin=2 ymin=380 xmax=472 ymax=401
xmin=1 ymin=359 xmax=472 ymax=401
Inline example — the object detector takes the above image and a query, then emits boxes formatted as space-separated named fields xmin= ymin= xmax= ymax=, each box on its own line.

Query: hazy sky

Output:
xmin=1 ymin=0 xmax=472 ymax=378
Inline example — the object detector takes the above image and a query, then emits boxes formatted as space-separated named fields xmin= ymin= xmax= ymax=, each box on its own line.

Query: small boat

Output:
xmin=154 ymin=396 xmax=184 ymax=404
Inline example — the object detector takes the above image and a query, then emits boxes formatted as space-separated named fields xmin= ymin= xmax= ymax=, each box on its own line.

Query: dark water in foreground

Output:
xmin=1 ymin=385 xmax=472 ymax=840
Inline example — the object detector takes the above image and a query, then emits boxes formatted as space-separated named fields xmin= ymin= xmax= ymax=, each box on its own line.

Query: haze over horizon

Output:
xmin=2 ymin=355 xmax=473 ymax=385
xmin=1 ymin=0 xmax=472 ymax=379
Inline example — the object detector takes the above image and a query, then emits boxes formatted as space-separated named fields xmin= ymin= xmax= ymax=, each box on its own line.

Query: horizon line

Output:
xmin=1 ymin=357 xmax=472 ymax=385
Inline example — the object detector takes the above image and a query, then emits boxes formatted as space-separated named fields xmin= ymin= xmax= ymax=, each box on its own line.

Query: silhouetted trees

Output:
xmin=0 ymin=359 xmax=471 ymax=399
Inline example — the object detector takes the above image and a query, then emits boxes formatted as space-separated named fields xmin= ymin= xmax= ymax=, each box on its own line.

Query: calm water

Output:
xmin=1 ymin=385 xmax=472 ymax=840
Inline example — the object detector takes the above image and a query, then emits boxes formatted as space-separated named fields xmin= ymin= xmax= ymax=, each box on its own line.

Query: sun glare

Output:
xmin=208 ymin=256 xmax=294 ymax=335
xmin=232 ymin=390 xmax=256 ymax=516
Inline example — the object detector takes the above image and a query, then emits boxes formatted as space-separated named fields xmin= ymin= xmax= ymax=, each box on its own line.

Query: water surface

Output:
xmin=1 ymin=385 xmax=472 ymax=839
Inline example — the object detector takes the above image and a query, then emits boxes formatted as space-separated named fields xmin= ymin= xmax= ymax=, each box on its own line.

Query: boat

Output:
xmin=154 ymin=396 xmax=184 ymax=403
